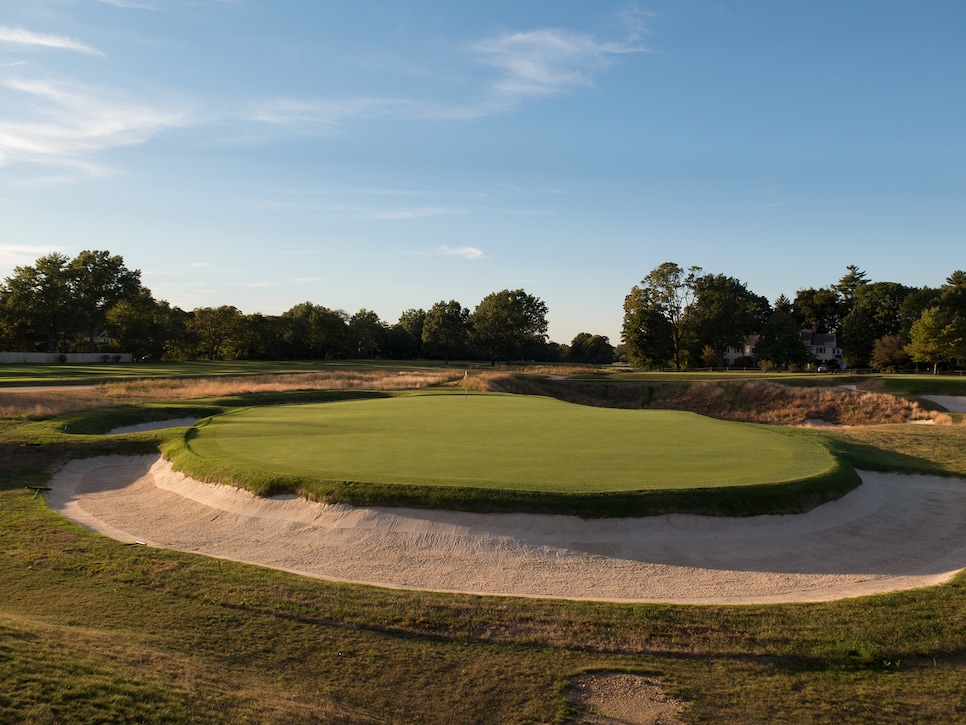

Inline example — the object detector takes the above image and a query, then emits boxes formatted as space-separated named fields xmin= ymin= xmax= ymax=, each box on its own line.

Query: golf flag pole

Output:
xmin=463 ymin=370 xmax=468 ymax=398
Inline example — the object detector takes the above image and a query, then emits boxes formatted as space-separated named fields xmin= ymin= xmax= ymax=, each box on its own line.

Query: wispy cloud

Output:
xmin=472 ymin=28 xmax=644 ymax=102
xmin=245 ymin=97 xmax=414 ymax=130
xmin=0 ymin=26 xmax=104 ymax=56
xmin=249 ymin=22 xmax=649 ymax=128
xmin=0 ymin=76 xmax=191 ymax=180
xmin=372 ymin=207 xmax=458 ymax=220
xmin=420 ymin=244 xmax=484 ymax=259
xmin=96 ymin=0 xmax=158 ymax=9
xmin=0 ymin=244 xmax=65 ymax=268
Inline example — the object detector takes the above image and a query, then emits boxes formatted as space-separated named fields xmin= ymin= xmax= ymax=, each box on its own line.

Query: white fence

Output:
xmin=0 ymin=352 xmax=133 ymax=364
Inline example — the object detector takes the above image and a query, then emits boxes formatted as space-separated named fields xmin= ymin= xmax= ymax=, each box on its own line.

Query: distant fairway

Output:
xmin=186 ymin=394 xmax=836 ymax=496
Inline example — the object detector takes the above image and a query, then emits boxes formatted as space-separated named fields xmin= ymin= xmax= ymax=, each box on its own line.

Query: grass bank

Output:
xmin=165 ymin=393 xmax=854 ymax=517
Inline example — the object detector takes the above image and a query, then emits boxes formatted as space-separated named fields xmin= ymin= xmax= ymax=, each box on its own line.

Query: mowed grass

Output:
xmin=185 ymin=393 xmax=834 ymax=493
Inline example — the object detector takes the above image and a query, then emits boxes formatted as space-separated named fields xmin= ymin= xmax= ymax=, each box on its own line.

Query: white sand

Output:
xmin=46 ymin=455 xmax=966 ymax=604
xmin=921 ymin=395 xmax=966 ymax=414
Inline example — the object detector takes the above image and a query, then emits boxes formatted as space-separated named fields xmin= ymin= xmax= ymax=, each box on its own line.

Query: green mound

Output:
xmin=170 ymin=393 xmax=854 ymax=517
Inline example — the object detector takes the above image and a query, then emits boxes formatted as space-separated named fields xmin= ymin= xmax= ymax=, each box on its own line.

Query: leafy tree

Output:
xmin=899 ymin=286 xmax=941 ymax=337
xmin=397 ymin=309 xmax=426 ymax=346
xmin=422 ymin=300 xmax=469 ymax=363
xmin=793 ymin=287 xmax=841 ymax=333
xmin=0 ymin=253 xmax=74 ymax=352
xmin=687 ymin=273 xmax=769 ymax=367
xmin=187 ymin=306 xmax=245 ymax=360
xmin=568 ymin=333 xmax=615 ymax=364
xmin=471 ymin=289 xmax=548 ymax=364
xmin=281 ymin=302 xmax=349 ymax=359
xmin=70 ymin=250 xmax=141 ymax=352
xmin=348 ymin=309 xmax=387 ymax=358
xmin=940 ymin=270 xmax=966 ymax=318
xmin=623 ymin=262 xmax=700 ymax=370
xmin=905 ymin=307 xmax=966 ymax=374
xmin=106 ymin=291 xmax=184 ymax=360
xmin=871 ymin=334 xmax=910 ymax=371
xmin=755 ymin=306 xmax=813 ymax=369
xmin=621 ymin=285 xmax=675 ymax=368
xmin=384 ymin=324 xmax=421 ymax=359
xmin=839 ymin=282 xmax=913 ymax=366
xmin=834 ymin=265 xmax=869 ymax=317
xmin=235 ymin=313 xmax=289 ymax=360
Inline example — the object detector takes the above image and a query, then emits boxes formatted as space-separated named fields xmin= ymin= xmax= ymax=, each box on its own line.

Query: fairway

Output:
xmin=187 ymin=393 xmax=834 ymax=493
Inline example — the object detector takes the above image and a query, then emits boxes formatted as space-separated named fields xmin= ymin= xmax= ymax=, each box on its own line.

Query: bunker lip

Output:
xmin=47 ymin=455 xmax=966 ymax=605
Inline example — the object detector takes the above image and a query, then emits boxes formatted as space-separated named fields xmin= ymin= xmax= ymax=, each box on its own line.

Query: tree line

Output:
xmin=2 ymin=251 xmax=963 ymax=371
xmin=622 ymin=262 xmax=966 ymax=373
xmin=0 ymin=252 xmax=575 ymax=363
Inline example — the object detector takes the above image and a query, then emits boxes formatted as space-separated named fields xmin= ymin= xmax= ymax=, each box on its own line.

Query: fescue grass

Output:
xmin=473 ymin=373 xmax=948 ymax=426
xmin=1 ymin=366 xmax=965 ymax=722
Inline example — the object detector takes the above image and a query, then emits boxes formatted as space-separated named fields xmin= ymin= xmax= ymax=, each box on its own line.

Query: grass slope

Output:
xmin=171 ymin=393 xmax=852 ymax=517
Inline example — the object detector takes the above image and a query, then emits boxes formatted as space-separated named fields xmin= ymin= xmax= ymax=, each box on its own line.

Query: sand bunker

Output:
xmin=47 ymin=456 xmax=966 ymax=604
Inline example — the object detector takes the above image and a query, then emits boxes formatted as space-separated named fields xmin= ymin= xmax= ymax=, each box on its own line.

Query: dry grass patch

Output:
xmin=656 ymin=380 xmax=948 ymax=426
xmin=0 ymin=389 xmax=111 ymax=419
xmin=468 ymin=373 xmax=950 ymax=427
xmin=98 ymin=369 xmax=466 ymax=400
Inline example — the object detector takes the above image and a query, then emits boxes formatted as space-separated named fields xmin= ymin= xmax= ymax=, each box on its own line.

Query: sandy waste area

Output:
xmin=47 ymin=452 xmax=966 ymax=604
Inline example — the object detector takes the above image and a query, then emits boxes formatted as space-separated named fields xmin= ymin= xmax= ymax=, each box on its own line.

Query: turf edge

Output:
xmin=161 ymin=432 xmax=860 ymax=519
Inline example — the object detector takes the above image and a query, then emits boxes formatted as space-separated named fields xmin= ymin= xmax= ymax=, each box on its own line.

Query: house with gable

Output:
xmin=722 ymin=330 xmax=844 ymax=369
xmin=801 ymin=330 xmax=844 ymax=369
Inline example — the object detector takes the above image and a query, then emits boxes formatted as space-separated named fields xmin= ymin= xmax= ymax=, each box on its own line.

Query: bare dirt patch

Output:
xmin=566 ymin=673 xmax=685 ymax=725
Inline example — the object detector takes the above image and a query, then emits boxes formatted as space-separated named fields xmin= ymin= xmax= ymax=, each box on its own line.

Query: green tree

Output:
xmin=0 ymin=253 xmax=74 ymax=352
xmin=687 ymin=273 xmax=769 ymax=367
xmin=106 ymin=291 xmax=183 ymax=360
xmin=755 ymin=306 xmax=813 ymax=369
xmin=568 ymin=333 xmax=615 ymax=364
xmin=281 ymin=302 xmax=349 ymax=359
xmin=623 ymin=262 xmax=699 ymax=370
xmin=421 ymin=300 xmax=469 ymax=363
xmin=838 ymin=282 xmax=913 ymax=366
xmin=905 ymin=307 xmax=966 ymax=374
xmin=793 ymin=287 xmax=841 ymax=333
xmin=397 ymin=309 xmax=426 ymax=345
xmin=348 ymin=309 xmax=387 ymax=358
xmin=834 ymin=264 xmax=869 ymax=317
xmin=69 ymin=250 xmax=141 ymax=352
xmin=621 ymin=285 xmax=675 ymax=368
xmin=187 ymin=306 xmax=245 ymax=360
xmin=471 ymin=289 xmax=548 ymax=364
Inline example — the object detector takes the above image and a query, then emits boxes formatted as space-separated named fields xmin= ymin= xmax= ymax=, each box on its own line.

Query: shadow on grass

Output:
xmin=824 ymin=436 xmax=949 ymax=477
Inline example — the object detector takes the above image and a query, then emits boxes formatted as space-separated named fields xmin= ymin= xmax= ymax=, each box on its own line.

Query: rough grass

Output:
xmin=98 ymin=369 xmax=466 ymax=399
xmin=471 ymin=373 xmax=950 ymax=426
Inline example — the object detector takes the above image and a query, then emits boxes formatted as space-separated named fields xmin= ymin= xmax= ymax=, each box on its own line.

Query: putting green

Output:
xmin=186 ymin=394 xmax=834 ymax=493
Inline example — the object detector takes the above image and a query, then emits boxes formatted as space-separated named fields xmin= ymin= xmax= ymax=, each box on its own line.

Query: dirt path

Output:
xmin=47 ymin=456 xmax=966 ymax=604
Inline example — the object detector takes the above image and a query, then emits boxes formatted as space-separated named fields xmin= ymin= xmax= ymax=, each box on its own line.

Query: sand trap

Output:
xmin=921 ymin=395 xmax=966 ymax=414
xmin=108 ymin=418 xmax=202 ymax=435
xmin=47 ymin=456 xmax=966 ymax=604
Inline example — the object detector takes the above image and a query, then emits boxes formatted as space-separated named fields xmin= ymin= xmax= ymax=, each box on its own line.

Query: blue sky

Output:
xmin=1 ymin=1 xmax=963 ymax=345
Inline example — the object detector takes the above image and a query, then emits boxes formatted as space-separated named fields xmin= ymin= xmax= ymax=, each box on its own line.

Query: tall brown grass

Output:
xmin=469 ymin=373 xmax=952 ymax=426
xmin=0 ymin=390 xmax=111 ymax=419
xmin=97 ymin=369 xmax=466 ymax=400
xmin=0 ymin=369 xmax=466 ymax=418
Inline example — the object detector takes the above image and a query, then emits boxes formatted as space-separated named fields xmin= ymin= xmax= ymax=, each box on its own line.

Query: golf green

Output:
xmin=186 ymin=394 xmax=835 ymax=493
